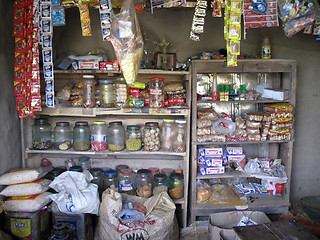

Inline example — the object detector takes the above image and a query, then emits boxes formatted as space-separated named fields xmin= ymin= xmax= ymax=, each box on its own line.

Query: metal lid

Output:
xmin=90 ymin=168 xmax=103 ymax=175
xmin=69 ymin=166 xmax=83 ymax=172
xmin=145 ymin=122 xmax=159 ymax=127
xmin=127 ymin=125 xmax=140 ymax=130
xmin=154 ymin=173 xmax=166 ymax=181
xmin=161 ymin=168 xmax=174 ymax=174
xmin=75 ymin=121 xmax=88 ymax=126
xmin=148 ymin=167 xmax=159 ymax=174
xmin=120 ymin=168 xmax=133 ymax=175
xmin=116 ymin=164 xmax=129 ymax=171
xmin=104 ymin=169 xmax=117 ymax=176
xmin=92 ymin=121 xmax=106 ymax=125
xmin=170 ymin=172 xmax=183 ymax=179
xmin=78 ymin=157 xmax=89 ymax=162
xmin=109 ymin=121 xmax=122 ymax=126
xmin=137 ymin=169 xmax=151 ymax=176
xmin=56 ymin=121 xmax=70 ymax=126
xmin=163 ymin=119 xmax=174 ymax=123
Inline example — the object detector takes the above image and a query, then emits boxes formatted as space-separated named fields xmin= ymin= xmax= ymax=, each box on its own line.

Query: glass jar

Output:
xmin=69 ymin=166 xmax=83 ymax=172
xmin=82 ymin=75 xmax=96 ymax=108
xmin=126 ymin=125 xmax=142 ymax=151
xmin=160 ymin=119 xmax=175 ymax=151
xmin=149 ymin=78 xmax=164 ymax=108
xmin=118 ymin=168 xmax=135 ymax=195
xmin=73 ymin=121 xmax=91 ymax=151
xmin=148 ymin=167 xmax=159 ymax=178
xmin=103 ymin=169 xmax=118 ymax=191
xmin=99 ymin=80 xmax=115 ymax=108
xmin=116 ymin=164 xmax=129 ymax=173
xmin=132 ymin=92 xmax=144 ymax=108
xmin=161 ymin=168 xmax=174 ymax=180
xmin=90 ymin=168 xmax=104 ymax=194
xmin=91 ymin=121 xmax=107 ymax=151
xmin=115 ymin=78 xmax=128 ymax=108
xmin=174 ymin=119 xmax=187 ymax=153
xmin=107 ymin=121 xmax=125 ymax=151
xmin=78 ymin=157 xmax=90 ymax=171
xmin=136 ymin=169 xmax=152 ymax=198
xmin=168 ymin=173 xmax=184 ymax=199
xmin=54 ymin=121 xmax=72 ymax=150
xmin=153 ymin=173 xmax=168 ymax=195
xmin=142 ymin=122 xmax=160 ymax=151
xmin=32 ymin=118 xmax=52 ymax=150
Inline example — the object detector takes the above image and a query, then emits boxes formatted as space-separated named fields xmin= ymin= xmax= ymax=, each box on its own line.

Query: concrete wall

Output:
xmin=0 ymin=1 xmax=22 ymax=178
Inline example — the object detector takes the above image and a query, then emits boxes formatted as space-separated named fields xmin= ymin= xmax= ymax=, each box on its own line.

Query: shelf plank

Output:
xmin=197 ymin=99 xmax=290 ymax=104
xmin=192 ymin=140 xmax=294 ymax=145
xmin=197 ymin=171 xmax=249 ymax=179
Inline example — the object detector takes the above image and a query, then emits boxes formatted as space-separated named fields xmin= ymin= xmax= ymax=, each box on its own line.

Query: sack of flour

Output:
xmin=0 ymin=179 xmax=52 ymax=197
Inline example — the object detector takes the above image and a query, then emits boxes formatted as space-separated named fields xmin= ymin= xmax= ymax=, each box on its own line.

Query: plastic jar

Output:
xmin=103 ymin=169 xmax=118 ymax=191
xmin=142 ymin=122 xmax=160 ymax=151
xmin=148 ymin=167 xmax=159 ymax=177
xmin=82 ymin=75 xmax=96 ymax=108
xmin=115 ymin=78 xmax=128 ymax=108
xmin=160 ymin=119 xmax=175 ymax=151
xmin=161 ymin=168 xmax=174 ymax=180
xmin=132 ymin=92 xmax=144 ymax=108
xmin=73 ymin=121 xmax=91 ymax=151
xmin=174 ymin=119 xmax=187 ymax=153
xmin=91 ymin=121 xmax=107 ymax=151
xmin=99 ymin=80 xmax=115 ymax=108
xmin=78 ymin=157 xmax=90 ymax=171
xmin=107 ymin=121 xmax=125 ymax=151
xmin=32 ymin=118 xmax=52 ymax=150
xmin=54 ymin=122 xmax=72 ymax=150
xmin=153 ymin=173 xmax=168 ymax=195
xmin=149 ymin=78 xmax=164 ymax=108
xmin=126 ymin=125 xmax=142 ymax=151
xmin=118 ymin=168 xmax=135 ymax=195
xmin=168 ymin=172 xmax=184 ymax=199
xmin=116 ymin=164 xmax=129 ymax=173
xmin=136 ymin=169 xmax=152 ymax=198
xmin=90 ymin=168 xmax=104 ymax=194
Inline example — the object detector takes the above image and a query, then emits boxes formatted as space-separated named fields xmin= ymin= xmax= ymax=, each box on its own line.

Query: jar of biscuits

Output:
xmin=142 ymin=122 xmax=160 ymax=151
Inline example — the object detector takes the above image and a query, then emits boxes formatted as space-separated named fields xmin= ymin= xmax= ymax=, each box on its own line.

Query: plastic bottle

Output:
xmin=261 ymin=36 xmax=271 ymax=59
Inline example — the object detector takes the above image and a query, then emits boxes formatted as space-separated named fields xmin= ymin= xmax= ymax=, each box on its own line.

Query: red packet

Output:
xmin=19 ymin=108 xmax=36 ymax=118
xmin=30 ymin=83 xmax=41 ymax=96
xmin=29 ymin=96 xmax=42 ymax=111
xmin=25 ymin=34 xmax=32 ymax=49
xmin=15 ymin=95 xmax=27 ymax=111
xmin=13 ymin=22 xmax=25 ymax=37
xmin=15 ymin=38 xmax=26 ymax=53
xmin=13 ymin=8 xmax=25 ymax=23
xmin=25 ymin=19 xmax=33 ymax=36
xmin=25 ymin=4 xmax=34 ymax=21
xmin=14 ymin=80 xmax=26 ymax=96
xmin=15 ymin=52 xmax=25 ymax=67
xmin=14 ymin=67 xmax=25 ymax=81
xmin=14 ymin=0 xmax=25 ymax=8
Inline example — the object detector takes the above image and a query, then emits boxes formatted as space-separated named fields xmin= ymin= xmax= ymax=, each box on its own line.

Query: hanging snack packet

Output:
xmin=79 ymin=4 xmax=92 ymax=36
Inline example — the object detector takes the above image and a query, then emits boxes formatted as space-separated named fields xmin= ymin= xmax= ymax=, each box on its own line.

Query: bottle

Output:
xmin=160 ymin=119 xmax=175 ymax=151
xmin=262 ymin=36 xmax=271 ymax=59
xmin=174 ymin=119 xmax=187 ymax=153
xmin=91 ymin=121 xmax=107 ymax=151
xmin=212 ymin=73 xmax=218 ymax=101
xmin=82 ymin=75 xmax=96 ymax=108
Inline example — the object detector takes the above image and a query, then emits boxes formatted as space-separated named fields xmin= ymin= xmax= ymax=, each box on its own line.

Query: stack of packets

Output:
xmin=234 ymin=182 xmax=269 ymax=195
xmin=190 ymin=0 xmax=207 ymax=41
xmin=303 ymin=19 xmax=320 ymax=37
xmin=78 ymin=1 xmax=92 ymax=36
xmin=99 ymin=0 xmax=113 ymax=41
xmin=224 ymin=0 xmax=242 ymax=66
xmin=13 ymin=0 xmax=41 ymax=118
xmin=52 ymin=0 xmax=66 ymax=27
xmin=211 ymin=0 xmax=223 ymax=17
xmin=198 ymin=146 xmax=246 ymax=175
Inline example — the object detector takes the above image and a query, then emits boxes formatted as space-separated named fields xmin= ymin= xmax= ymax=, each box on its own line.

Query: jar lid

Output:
xmin=116 ymin=164 xmax=129 ymax=171
xmin=120 ymin=168 xmax=133 ymax=175
xmin=56 ymin=121 xmax=70 ymax=126
xmin=137 ymin=169 xmax=151 ymax=176
xmin=69 ymin=166 xmax=83 ymax=172
xmin=150 ymin=78 xmax=164 ymax=81
xmin=41 ymin=158 xmax=52 ymax=167
xmin=90 ymin=168 xmax=103 ymax=175
xmin=163 ymin=119 xmax=174 ymax=123
xmin=104 ymin=169 xmax=117 ymax=176
xmin=83 ymin=75 xmax=95 ymax=79
xmin=78 ymin=157 xmax=89 ymax=162
xmin=127 ymin=125 xmax=140 ymax=130
xmin=170 ymin=172 xmax=183 ymax=179
xmin=175 ymin=119 xmax=186 ymax=124
xmin=35 ymin=118 xmax=48 ymax=124
xmin=75 ymin=121 xmax=88 ymax=126
xmin=154 ymin=173 xmax=166 ymax=181
xmin=109 ymin=121 xmax=122 ymax=126
xmin=161 ymin=168 xmax=174 ymax=174
xmin=175 ymin=169 xmax=183 ymax=174
xmin=148 ymin=167 xmax=159 ymax=174
xmin=99 ymin=80 xmax=113 ymax=84
xmin=92 ymin=121 xmax=106 ymax=125
xmin=145 ymin=122 xmax=159 ymax=127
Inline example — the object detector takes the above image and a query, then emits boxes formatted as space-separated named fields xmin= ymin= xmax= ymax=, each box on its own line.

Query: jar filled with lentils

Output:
xmin=126 ymin=125 xmax=142 ymax=151
xmin=142 ymin=122 xmax=160 ymax=151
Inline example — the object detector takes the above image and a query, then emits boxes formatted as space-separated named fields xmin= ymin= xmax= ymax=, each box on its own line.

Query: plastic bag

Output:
xmin=244 ymin=158 xmax=262 ymax=174
xmin=109 ymin=0 xmax=144 ymax=85
xmin=196 ymin=180 xmax=212 ymax=203
xmin=212 ymin=118 xmax=236 ymax=134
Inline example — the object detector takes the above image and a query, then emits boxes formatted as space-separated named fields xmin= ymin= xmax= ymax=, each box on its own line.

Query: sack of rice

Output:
xmin=0 ymin=167 xmax=52 ymax=185
xmin=3 ymin=192 xmax=52 ymax=212
xmin=0 ymin=179 xmax=52 ymax=197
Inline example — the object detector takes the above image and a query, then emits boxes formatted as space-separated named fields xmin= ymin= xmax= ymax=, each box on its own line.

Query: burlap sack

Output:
xmin=98 ymin=189 xmax=179 ymax=240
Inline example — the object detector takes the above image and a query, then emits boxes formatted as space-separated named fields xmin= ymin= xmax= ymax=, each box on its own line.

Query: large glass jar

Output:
xmin=103 ymin=169 xmax=118 ymax=191
xmin=73 ymin=121 xmax=91 ymax=151
xmin=90 ymin=168 xmax=104 ymax=194
xmin=91 ymin=121 xmax=107 ymax=151
xmin=174 ymin=119 xmax=187 ymax=153
xmin=149 ymin=78 xmax=164 ymax=108
xmin=168 ymin=173 xmax=184 ymax=199
xmin=115 ymin=78 xmax=128 ymax=108
xmin=153 ymin=173 xmax=168 ymax=195
xmin=126 ymin=125 xmax=142 ymax=151
xmin=32 ymin=118 xmax=52 ymax=150
xmin=142 ymin=122 xmax=160 ymax=151
xmin=107 ymin=121 xmax=125 ymax=151
xmin=54 ymin=121 xmax=72 ymax=150
xmin=118 ymin=168 xmax=135 ymax=195
xmin=136 ymin=169 xmax=152 ymax=198
xmin=99 ymin=80 xmax=115 ymax=108
xmin=82 ymin=75 xmax=96 ymax=108
xmin=160 ymin=119 xmax=175 ymax=151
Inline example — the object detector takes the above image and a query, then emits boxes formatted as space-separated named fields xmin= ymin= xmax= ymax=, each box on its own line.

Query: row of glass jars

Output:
xmin=32 ymin=118 xmax=186 ymax=152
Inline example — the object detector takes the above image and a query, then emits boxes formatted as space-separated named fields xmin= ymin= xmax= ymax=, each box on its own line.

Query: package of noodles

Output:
xmin=109 ymin=0 xmax=144 ymax=85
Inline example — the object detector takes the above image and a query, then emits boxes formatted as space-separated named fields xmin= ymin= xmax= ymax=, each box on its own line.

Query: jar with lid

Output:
xmin=90 ymin=168 xmax=104 ymax=194
xmin=153 ymin=173 xmax=168 ymax=195
xmin=69 ymin=166 xmax=83 ymax=172
xmin=91 ymin=121 xmax=107 ymax=151
xmin=126 ymin=125 xmax=142 ymax=151
xmin=73 ymin=121 xmax=91 ymax=151
xmin=142 ymin=122 xmax=160 ymax=151
xmin=107 ymin=121 xmax=125 ymax=151
xmin=136 ymin=169 xmax=152 ymax=198
xmin=32 ymin=118 xmax=52 ymax=150
xmin=54 ymin=121 xmax=72 ymax=150
xmin=149 ymin=78 xmax=164 ymax=108
xmin=115 ymin=78 xmax=128 ymax=108
xmin=160 ymin=119 xmax=175 ymax=151
xmin=161 ymin=168 xmax=174 ymax=180
xmin=174 ymin=119 xmax=187 ymax=153
xmin=99 ymin=80 xmax=115 ymax=108
xmin=78 ymin=157 xmax=90 ymax=171
xmin=148 ymin=167 xmax=159 ymax=178
xmin=118 ymin=169 xmax=135 ymax=195
xmin=82 ymin=75 xmax=96 ymax=108
xmin=116 ymin=164 xmax=129 ymax=173
xmin=103 ymin=169 xmax=118 ymax=191
xmin=168 ymin=173 xmax=184 ymax=199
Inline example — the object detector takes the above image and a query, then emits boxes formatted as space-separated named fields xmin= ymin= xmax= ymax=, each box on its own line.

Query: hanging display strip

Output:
xmin=13 ymin=0 xmax=42 ymax=118
xmin=99 ymin=0 xmax=112 ymax=41
xmin=190 ymin=0 xmax=207 ymax=41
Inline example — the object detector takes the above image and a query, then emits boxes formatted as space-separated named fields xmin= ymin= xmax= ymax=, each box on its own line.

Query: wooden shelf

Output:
xmin=197 ymin=171 xmax=249 ymax=179
xmin=192 ymin=140 xmax=294 ymax=145
xmin=197 ymin=99 xmax=290 ymax=104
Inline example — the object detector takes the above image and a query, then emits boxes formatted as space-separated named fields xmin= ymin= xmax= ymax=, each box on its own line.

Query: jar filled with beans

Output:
xmin=126 ymin=125 xmax=142 ymax=151
xmin=168 ymin=172 xmax=184 ymax=199
xmin=142 ymin=122 xmax=160 ymax=151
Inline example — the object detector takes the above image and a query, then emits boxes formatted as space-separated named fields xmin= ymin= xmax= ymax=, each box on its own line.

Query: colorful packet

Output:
xmin=52 ymin=7 xmax=66 ymax=26
xmin=79 ymin=4 xmax=92 ymax=36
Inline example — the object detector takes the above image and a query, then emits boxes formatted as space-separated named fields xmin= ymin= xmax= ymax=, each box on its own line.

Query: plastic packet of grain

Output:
xmin=0 ymin=179 xmax=52 ymax=197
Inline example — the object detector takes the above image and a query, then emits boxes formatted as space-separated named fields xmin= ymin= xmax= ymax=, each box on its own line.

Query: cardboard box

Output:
xmin=258 ymin=158 xmax=273 ymax=168
xmin=71 ymin=60 xmax=99 ymax=70
xmin=226 ymin=146 xmax=243 ymax=155
xmin=208 ymin=211 xmax=271 ymax=240
xmin=198 ymin=148 xmax=223 ymax=158
xmin=204 ymin=158 xmax=223 ymax=167
xmin=226 ymin=155 xmax=246 ymax=169
xmin=262 ymin=88 xmax=289 ymax=101
xmin=199 ymin=166 xmax=225 ymax=175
